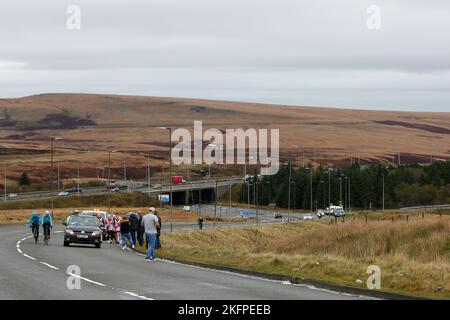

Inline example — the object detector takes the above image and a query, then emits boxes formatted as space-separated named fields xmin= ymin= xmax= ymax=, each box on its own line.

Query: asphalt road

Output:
xmin=0 ymin=224 xmax=369 ymax=300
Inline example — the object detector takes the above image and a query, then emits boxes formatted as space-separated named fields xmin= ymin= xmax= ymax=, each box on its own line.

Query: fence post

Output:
xmin=422 ymin=212 xmax=424 ymax=219
xmin=365 ymin=214 xmax=368 ymax=224
xmin=406 ymin=215 xmax=409 ymax=223
xmin=391 ymin=217 xmax=394 ymax=223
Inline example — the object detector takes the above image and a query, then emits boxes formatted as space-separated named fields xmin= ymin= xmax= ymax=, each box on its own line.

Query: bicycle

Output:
xmin=43 ymin=225 xmax=51 ymax=245
xmin=31 ymin=224 xmax=39 ymax=243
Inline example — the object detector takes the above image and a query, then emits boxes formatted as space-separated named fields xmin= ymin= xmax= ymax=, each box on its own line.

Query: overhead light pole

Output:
xmin=288 ymin=161 xmax=292 ymax=211
xmin=57 ymin=162 xmax=61 ymax=192
xmin=50 ymin=137 xmax=62 ymax=169
xmin=158 ymin=127 xmax=173 ymax=232
xmin=291 ymin=181 xmax=296 ymax=211
xmin=348 ymin=177 xmax=351 ymax=213
xmin=328 ymin=168 xmax=332 ymax=209
xmin=255 ymin=180 xmax=260 ymax=226
xmin=107 ymin=149 xmax=118 ymax=213
xmin=339 ymin=174 xmax=344 ymax=207
xmin=382 ymin=173 xmax=385 ymax=211
xmin=310 ymin=167 xmax=313 ymax=214
xmin=3 ymin=166 xmax=6 ymax=202
xmin=320 ymin=180 xmax=325 ymax=210
xmin=50 ymin=137 xmax=62 ymax=210
xmin=77 ymin=160 xmax=80 ymax=197
xmin=147 ymin=152 xmax=151 ymax=196
xmin=344 ymin=176 xmax=348 ymax=210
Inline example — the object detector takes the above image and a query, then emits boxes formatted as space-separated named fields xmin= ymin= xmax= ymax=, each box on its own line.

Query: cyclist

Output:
xmin=42 ymin=210 xmax=53 ymax=240
xmin=29 ymin=211 xmax=41 ymax=239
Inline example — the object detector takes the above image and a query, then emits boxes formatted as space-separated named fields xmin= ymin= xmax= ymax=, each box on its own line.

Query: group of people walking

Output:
xmin=102 ymin=207 xmax=161 ymax=261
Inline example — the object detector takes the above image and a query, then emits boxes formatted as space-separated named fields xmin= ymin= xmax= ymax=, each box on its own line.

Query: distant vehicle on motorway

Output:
xmin=62 ymin=215 xmax=102 ymax=248
xmin=329 ymin=206 xmax=345 ymax=217
xmin=273 ymin=213 xmax=283 ymax=219
xmin=172 ymin=176 xmax=186 ymax=184
xmin=58 ymin=191 xmax=70 ymax=197
xmin=240 ymin=210 xmax=251 ymax=218
xmin=183 ymin=205 xmax=191 ymax=212
xmin=65 ymin=188 xmax=82 ymax=194
xmin=111 ymin=187 xmax=120 ymax=192
xmin=303 ymin=214 xmax=313 ymax=220
xmin=333 ymin=208 xmax=345 ymax=217
xmin=7 ymin=193 xmax=18 ymax=199
xmin=317 ymin=209 xmax=325 ymax=219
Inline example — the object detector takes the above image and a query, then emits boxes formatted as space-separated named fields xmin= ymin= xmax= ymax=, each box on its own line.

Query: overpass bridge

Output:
xmin=3 ymin=176 xmax=244 ymax=205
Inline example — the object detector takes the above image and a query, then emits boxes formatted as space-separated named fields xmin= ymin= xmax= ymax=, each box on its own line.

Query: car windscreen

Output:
xmin=81 ymin=212 xmax=107 ymax=219
xmin=68 ymin=216 xmax=97 ymax=226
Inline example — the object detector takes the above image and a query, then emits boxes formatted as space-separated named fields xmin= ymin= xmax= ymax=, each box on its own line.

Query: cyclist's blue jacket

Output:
xmin=42 ymin=214 xmax=53 ymax=226
xmin=29 ymin=213 xmax=41 ymax=226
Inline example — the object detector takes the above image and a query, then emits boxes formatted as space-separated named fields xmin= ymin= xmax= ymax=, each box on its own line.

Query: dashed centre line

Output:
xmin=15 ymin=233 xmax=155 ymax=300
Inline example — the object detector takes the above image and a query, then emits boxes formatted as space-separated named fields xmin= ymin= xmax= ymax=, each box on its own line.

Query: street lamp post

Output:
xmin=266 ymin=179 xmax=271 ymax=205
xmin=147 ymin=152 xmax=151 ymax=197
xmin=57 ymin=162 xmax=61 ymax=192
xmin=310 ymin=167 xmax=313 ymax=214
xmin=328 ymin=169 xmax=331 ymax=209
xmin=50 ymin=137 xmax=62 ymax=169
xmin=107 ymin=149 xmax=118 ymax=213
xmin=77 ymin=161 xmax=80 ymax=197
xmin=320 ymin=180 xmax=325 ymax=210
xmin=50 ymin=137 xmax=62 ymax=211
xmin=123 ymin=154 xmax=127 ymax=182
xmin=344 ymin=176 xmax=348 ymax=210
xmin=158 ymin=127 xmax=173 ymax=232
xmin=287 ymin=161 xmax=292 ymax=210
xmin=3 ymin=166 xmax=6 ymax=202
xmin=348 ymin=177 xmax=351 ymax=213
xmin=291 ymin=181 xmax=296 ymax=211
xmin=255 ymin=181 xmax=260 ymax=226
xmin=382 ymin=174 xmax=385 ymax=211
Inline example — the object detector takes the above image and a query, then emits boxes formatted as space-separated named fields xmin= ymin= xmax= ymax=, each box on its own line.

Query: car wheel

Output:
xmin=64 ymin=241 xmax=70 ymax=247
xmin=95 ymin=243 xmax=101 ymax=248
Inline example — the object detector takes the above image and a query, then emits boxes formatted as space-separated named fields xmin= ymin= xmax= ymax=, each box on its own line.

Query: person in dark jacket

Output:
xmin=136 ymin=211 xmax=144 ymax=247
xmin=119 ymin=216 xmax=134 ymax=250
xmin=128 ymin=212 xmax=140 ymax=246
xmin=198 ymin=216 xmax=204 ymax=230
xmin=154 ymin=211 xmax=162 ymax=249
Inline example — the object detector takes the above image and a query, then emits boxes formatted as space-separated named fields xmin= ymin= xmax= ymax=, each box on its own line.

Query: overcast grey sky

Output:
xmin=1 ymin=0 xmax=449 ymax=111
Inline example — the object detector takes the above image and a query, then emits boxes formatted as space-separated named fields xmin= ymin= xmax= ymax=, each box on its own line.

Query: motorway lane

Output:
xmin=1 ymin=225 xmax=369 ymax=300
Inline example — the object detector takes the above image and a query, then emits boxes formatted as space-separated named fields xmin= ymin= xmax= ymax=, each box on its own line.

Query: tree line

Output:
xmin=238 ymin=160 xmax=450 ymax=210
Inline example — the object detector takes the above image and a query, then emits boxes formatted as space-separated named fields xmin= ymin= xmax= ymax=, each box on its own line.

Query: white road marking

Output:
xmin=123 ymin=291 xmax=154 ymax=300
xmin=66 ymin=273 xmax=106 ymax=287
xmin=23 ymin=254 xmax=36 ymax=261
xmin=40 ymin=262 xmax=59 ymax=270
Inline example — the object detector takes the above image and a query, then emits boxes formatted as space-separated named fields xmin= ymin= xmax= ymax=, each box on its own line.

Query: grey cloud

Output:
xmin=0 ymin=0 xmax=449 ymax=111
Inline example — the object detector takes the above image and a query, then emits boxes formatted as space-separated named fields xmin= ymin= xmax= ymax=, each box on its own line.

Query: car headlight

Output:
xmin=65 ymin=229 xmax=74 ymax=235
xmin=92 ymin=231 xmax=101 ymax=236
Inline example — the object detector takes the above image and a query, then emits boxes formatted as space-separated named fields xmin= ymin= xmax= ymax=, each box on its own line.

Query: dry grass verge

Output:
xmin=149 ymin=215 xmax=450 ymax=299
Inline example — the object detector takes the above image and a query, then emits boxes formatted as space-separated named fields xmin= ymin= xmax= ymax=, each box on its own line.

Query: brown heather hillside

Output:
xmin=0 ymin=93 xmax=449 ymax=181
